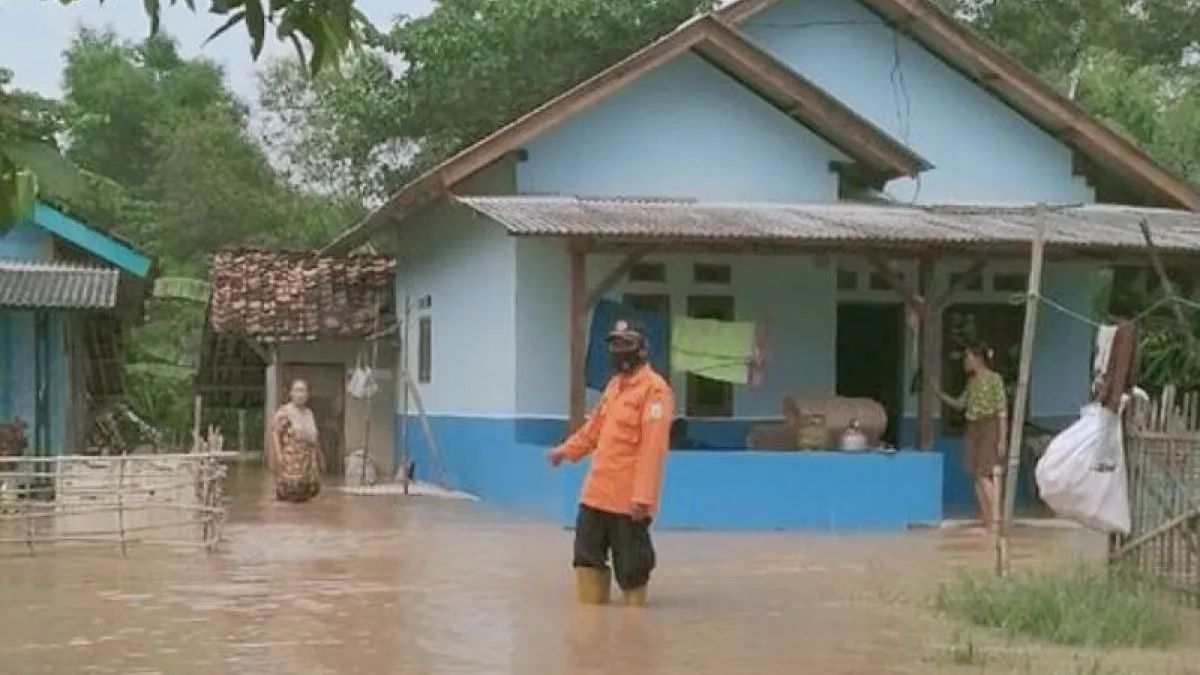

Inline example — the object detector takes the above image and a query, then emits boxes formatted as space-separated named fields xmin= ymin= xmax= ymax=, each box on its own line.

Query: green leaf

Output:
xmin=204 ymin=10 xmax=247 ymax=47
xmin=245 ymin=0 xmax=266 ymax=58
xmin=143 ymin=0 xmax=161 ymax=34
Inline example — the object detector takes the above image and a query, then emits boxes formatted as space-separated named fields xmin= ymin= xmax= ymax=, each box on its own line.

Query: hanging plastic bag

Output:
xmin=1035 ymin=402 xmax=1130 ymax=534
xmin=347 ymin=357 xmax=379 ymax=400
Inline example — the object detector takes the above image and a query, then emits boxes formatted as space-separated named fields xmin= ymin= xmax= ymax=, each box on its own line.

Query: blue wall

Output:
xmin=742 ymin=0 xmax=1095 ymax=204
xmin=0 ymin=225 xmax=74 ymax=454
xmin=399 ymin=414 xmax=943 ymax=531
xmin=518 ymin=52 xmax=843 ymax=202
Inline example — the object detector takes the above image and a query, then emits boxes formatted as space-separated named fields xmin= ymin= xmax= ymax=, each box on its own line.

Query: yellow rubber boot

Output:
xmin=575 ymin=567 xmax=612 ymax=605
xmin=622 ymin=586 xmax=648 ymax=607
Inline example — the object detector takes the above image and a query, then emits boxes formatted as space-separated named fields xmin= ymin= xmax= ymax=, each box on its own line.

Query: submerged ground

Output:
xmin=0 ymin=467 xmax=1196 ymax=674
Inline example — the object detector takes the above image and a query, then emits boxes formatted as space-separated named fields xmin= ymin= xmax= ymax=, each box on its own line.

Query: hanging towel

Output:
xmin=1093 ymin=324 xmax=1118 ymax=382
xmin=585 ymin=299 xmax=669 ymax=391
xmin=671 ymin=316 xmax=756 ymax=385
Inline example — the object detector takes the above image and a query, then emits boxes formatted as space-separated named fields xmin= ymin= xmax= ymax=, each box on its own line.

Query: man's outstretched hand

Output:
xmin=547 ymin=447 xmax=567 ymax=467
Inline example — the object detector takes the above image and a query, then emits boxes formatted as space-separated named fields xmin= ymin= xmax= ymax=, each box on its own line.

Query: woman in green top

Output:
xmin=939 ymin=342 xmax=1008 ymax=530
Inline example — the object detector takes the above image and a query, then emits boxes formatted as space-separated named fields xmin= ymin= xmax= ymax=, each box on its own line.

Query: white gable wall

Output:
xmin=517 ymin=52 xmax=846 ymax=201
xmin=395 ymin=165 xmax=519 ymax=416
xmin=742 ymin=0 xmax=1096 ymax=205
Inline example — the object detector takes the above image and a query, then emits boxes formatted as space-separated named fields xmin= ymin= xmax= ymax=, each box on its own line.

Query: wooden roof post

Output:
xmin=917 ymin=257 xmax=940 ymax=450
xmin=996 ymin=205 xmax=1048 ymax=577
xmin=568 ymin=243 xmax=588 ymax=431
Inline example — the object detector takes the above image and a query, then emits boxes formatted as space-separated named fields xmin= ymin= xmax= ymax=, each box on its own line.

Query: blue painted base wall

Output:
xmin=398 ymin=415 xmax=943 ymax=531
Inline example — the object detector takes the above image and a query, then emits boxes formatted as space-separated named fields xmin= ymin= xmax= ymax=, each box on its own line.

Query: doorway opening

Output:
xmin=686 ymin=295 xmax=735 ymax=418
xmin=280 ymin=363 xmax=346 ymax=475
xmin=836 ymin=303 xmax=905 ymax=445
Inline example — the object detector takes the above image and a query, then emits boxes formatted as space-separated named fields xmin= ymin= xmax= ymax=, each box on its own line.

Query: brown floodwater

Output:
xmin=0 ymin=467 xmax=1188 ymax=675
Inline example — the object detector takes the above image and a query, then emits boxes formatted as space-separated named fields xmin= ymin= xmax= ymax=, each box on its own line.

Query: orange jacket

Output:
xmin=556 ymin=365 xmax=674 ymax=516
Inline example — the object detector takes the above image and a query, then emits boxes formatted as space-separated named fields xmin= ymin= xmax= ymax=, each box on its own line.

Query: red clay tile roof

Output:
xmin=208 ymin=250 xmax=395 ymax=342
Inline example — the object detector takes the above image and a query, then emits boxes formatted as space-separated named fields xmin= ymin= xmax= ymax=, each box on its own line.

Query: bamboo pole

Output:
xmin=117 ymin=455 xmax=127 ymax=556
xmin=399 ymin=295 xmax=411 ymax=495
xmin=996 ymin=206 xmax=1049 ymax=577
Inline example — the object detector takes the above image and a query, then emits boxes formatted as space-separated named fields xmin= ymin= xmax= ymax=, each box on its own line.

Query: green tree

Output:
xmin=260 ymin=0 xmax=713 ymax=202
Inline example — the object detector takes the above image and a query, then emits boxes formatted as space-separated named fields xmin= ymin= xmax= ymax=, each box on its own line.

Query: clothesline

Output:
xmin=1011 ymin=292 xmax=1196 ymax=330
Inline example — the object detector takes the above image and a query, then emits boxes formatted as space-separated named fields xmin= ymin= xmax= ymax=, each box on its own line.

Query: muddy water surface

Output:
xmin=0 ymin=468 xmax=1186 ymax=674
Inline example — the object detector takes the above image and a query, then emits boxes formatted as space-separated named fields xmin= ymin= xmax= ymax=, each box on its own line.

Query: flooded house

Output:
xmin=0 ymin=201 xmax=154 ymax=456
xmin=197 ymin=251 xmax=397 ymax=478
xmin=323 ymin=0 xmax=1200 ymax=529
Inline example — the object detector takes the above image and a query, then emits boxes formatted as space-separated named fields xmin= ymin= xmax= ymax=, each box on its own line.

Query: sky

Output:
xmin=0 ymin=0 xmax=434 ymax=104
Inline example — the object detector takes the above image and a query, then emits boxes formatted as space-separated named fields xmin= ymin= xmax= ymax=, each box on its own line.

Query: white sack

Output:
xmin=1035 ymin=403 xmax=1130 ymax=534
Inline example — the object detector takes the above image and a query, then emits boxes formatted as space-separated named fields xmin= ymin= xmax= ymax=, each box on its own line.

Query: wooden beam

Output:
xmin=1139 ymin=219 xmax=1199 ymax=353
xmin=568 ymin=246 xmax=588 ymax=431
xmin=867 ymin=255 xmax=925 ymax=312
xmin=585 ymin=251 xmax=646 ymax=309
xmin=916 ymin=258 xmax=939 ymax=450
xmin=934 ymin=258 xmax=987 ymax=308
xmin=997 ymin=207 xmax=1049 ymax=577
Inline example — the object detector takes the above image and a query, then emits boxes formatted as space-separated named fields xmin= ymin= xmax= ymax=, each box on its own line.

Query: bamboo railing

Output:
xmin=0 ymin=452 xmax=234 ymax=554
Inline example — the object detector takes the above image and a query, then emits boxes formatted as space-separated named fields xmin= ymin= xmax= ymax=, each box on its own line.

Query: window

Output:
xmin=686 ymin=295 xmax=735 ymax=418
xmin=949 ymin=271 xmax=984 ymax=291
xmin=837 ymin=269 xmax=858 ymax=291
xmin=993 ymin=273 xmax=1026 ymax=293
xmin=694 ymin=263 xmax=732 ymax=285
xmin=417 ymin=316 xmax=432 ymax=384
xmin=628 ymin=263 xmax=666 ymax=283
xmin=868 ymin=272 xmax=893 ymax=291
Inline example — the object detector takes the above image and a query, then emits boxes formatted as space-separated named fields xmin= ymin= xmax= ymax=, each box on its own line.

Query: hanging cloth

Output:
xmin=1097 ymin=321 xmax=1138 ymax=413
xmin=347 ymin=355 xmax=379 ymax=400
xmin=585 ymin=299 xmax=669 ymax=391
xmin=670 ymin=316 xmax=756 ymax=385
xmin=748 ymin=320 xmax=771 ymax=389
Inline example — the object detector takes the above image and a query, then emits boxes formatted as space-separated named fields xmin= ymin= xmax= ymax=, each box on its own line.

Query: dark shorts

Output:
xmin=573 ymin=504 xmax=656 ymax=591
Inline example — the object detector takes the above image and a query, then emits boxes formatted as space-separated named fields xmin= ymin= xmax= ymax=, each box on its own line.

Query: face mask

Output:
xmin=609 ymin=350 xmax=642 ymax=374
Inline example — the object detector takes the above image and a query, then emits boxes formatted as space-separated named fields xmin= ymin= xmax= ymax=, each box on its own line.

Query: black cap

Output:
xmin=606 ymin=319 xmax=645 ymax=352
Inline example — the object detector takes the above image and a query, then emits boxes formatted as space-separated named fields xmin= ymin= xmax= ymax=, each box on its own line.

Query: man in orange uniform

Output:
xmin=548 ymin=320 xmax=674 ymax=606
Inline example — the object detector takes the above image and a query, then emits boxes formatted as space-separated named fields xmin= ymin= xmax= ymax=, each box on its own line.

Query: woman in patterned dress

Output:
xmin=271 ymin=379 xmax=323 ymax=502
xmin=939 ymin=343 xmax=1008 ymax=530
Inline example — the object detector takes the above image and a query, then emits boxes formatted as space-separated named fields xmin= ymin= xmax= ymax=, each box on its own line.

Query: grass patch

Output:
xmin=935 ymin=567 xmax=1180 ymax=648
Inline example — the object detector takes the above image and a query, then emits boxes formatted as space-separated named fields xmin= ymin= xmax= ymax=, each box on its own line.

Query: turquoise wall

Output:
xmin=0 ymin=225 xmax=72 ymax=454
xmin=742 ymin=0 xmax=1095 ymax=205
xmin=517 ymin=53 xmax=844 ymax=202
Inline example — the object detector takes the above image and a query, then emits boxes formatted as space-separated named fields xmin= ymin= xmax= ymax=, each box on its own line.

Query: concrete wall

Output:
xmin=515 ymin=245 xmax=837 ymax=419
xmin=742 ymin=0 xmax=1096 ymax=205
xmin=400 ymin=416 xmax=943 ymax=530
xmin=517 ymin=52 xmax=843 ymax=202
xmin=395 ymin=167 xmax=518 ymax=417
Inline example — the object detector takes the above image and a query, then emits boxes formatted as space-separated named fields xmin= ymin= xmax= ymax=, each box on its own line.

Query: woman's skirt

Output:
xmin=275 ymin=440 xmax=321 ymax=502
xmin=964 ymin=416 xmax=1003 ymax=478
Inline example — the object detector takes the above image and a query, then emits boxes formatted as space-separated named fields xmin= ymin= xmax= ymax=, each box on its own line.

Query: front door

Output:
xmin=280 ymin=364 xmax=345 ymax=475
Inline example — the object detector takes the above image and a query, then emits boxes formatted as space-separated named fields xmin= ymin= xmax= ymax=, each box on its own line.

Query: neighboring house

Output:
xmin=197 ymin=251 xmax=397 ymax=477
xmin=326 ymin=0 xmax=1200 ymax=529
xmin=0 ymin=201 xmax=154 ymax=456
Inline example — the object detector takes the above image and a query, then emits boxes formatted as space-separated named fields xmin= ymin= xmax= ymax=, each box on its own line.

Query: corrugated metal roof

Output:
xmin=457 ymin=197 xmax=1200 ymax=253
xmin=0 ymin=260 xmax=120 ymax=309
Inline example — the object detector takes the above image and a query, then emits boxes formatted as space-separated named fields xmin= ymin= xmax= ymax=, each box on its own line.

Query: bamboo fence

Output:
xmin=0 ymin=452 xmax=234 ymax=554
xmin=1113 ymin=385 xmax=1200 ymax=606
